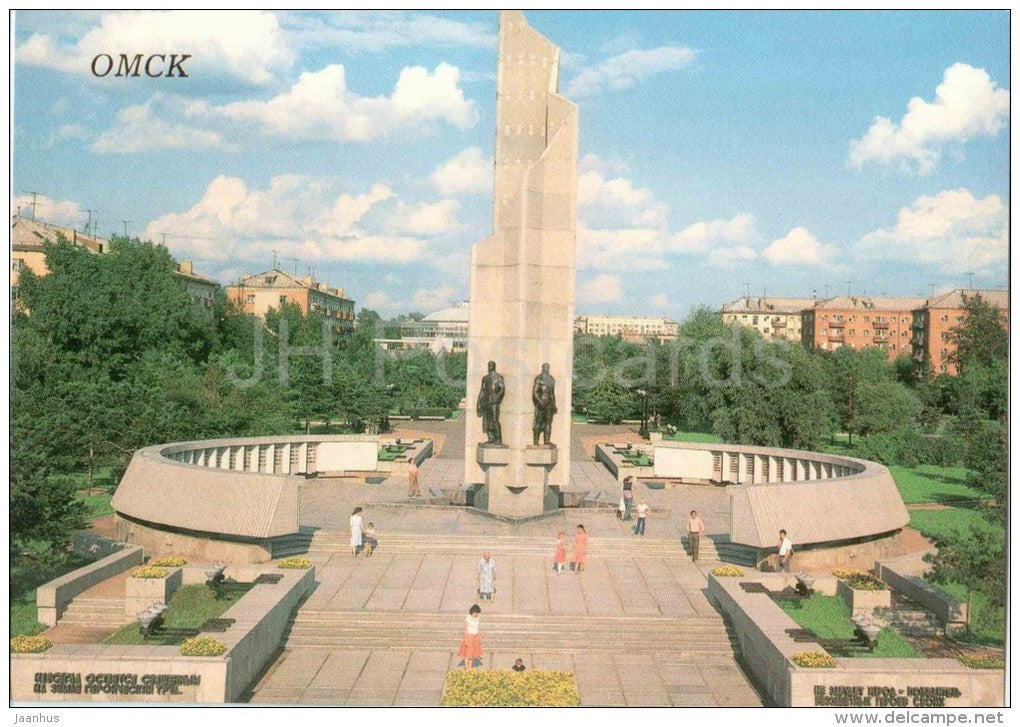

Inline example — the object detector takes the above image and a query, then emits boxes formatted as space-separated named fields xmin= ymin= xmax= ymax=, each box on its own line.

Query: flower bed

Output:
xmin=711 ymin=565 xmax=745 ymax=577
xmin=179 ymin=636 xmax=227 ymax=657
xmin=792 ymin=651 xmax=836 ymax=668
xmin=277 ymin=557 xmax=312 ymax=569
xmin=845 ymin=573 xmax=885 ymax=591
xmin=440 ymin=670 xmax=580 ymax=706
xmin=831 ymin=567 xmax=868 ymax=579
xmin=132 ymin=566 xmax=169 ymax=579
xmin=838 ymin=576 xmax=891 ymax=614
xmin=148 ymin=556 xmax=188 ymax=568
xmin=10 ymin=635 xmax=53 ymax=653
xmin=957 ymin=654 xmax=1005 ymax=669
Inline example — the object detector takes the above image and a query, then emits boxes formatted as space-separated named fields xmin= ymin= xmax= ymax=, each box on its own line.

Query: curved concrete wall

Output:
xmin=112 ymin=435 xmax=381 ymax=542
xmin=652 ymin=441 xmax=908 ymax=550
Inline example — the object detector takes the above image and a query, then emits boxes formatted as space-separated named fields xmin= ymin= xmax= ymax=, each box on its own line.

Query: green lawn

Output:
xmin=908 ymin=508 xmax=995 ymax=541
xmin=78 ymin=492 xmax=115 ymax=520
xmin=11 ymin=554 xmax=94 ymax=637
xmin=104 ymin=584 xmax=243 ymax=645
xmin=661 ymin=430 xmax=724 ymax=444
xmin=937 ymin=583 xmax=1004 ymax=647
xmin=778 ymin=595 xmax=919 ymax=658
xmin=888 ymin=465 xmax=983 ymax=505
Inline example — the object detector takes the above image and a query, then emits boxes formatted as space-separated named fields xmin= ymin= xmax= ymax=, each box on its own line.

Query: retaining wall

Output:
xmin=37 ymin=545 xmax=144 ymax=626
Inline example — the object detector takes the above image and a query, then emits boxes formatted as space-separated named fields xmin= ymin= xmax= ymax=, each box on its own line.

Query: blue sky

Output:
xmin=12 ymin=10 xmax=1009 ymax=318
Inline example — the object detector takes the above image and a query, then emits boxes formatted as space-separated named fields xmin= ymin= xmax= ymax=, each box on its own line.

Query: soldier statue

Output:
xmin=477 ymin=360 xmax=505 ymax=445
xmin=532 ymin=363 xmax=557 ymax=446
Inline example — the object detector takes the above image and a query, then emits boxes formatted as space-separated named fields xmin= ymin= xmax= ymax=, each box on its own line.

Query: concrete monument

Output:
xmin=464 ymin=10 xmax=578 ymax=518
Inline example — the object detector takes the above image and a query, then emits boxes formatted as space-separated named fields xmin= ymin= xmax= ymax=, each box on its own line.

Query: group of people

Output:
xmin=617 ymin=476 xmax=650 ymax=535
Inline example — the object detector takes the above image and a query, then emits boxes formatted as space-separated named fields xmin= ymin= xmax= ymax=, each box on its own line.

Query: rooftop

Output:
xmin=12 ymin=214 xmax=106 ymax=254
xmin=720 ymin=296 xmax=819 ymax=314
xmin=926 ymin=288 xmax=1008 ymax=310
xmin=232 ymin=269 xmax=350 ymax=300
xmin=813 ymin=295 xmax=928 ymax=311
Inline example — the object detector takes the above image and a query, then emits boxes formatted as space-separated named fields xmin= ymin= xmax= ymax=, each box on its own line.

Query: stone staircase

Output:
xmin=58 ymin=596 xmax=129 ymax=628
xmin=679 ymin=535 xmax=759 ymax=567
xmin=874 ymin=606 xmax=942 ymax=638
xmin=307 ymin=532 xmax=690 ymax=560
xmin=284 ymin=610 xmax=739 ymax=654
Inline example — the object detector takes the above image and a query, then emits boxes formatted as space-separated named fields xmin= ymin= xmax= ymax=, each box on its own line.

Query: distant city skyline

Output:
xmin=12 ymin=10 xmax=1009 ymax=319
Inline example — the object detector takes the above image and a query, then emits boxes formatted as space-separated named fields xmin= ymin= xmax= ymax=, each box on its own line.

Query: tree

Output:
xmin=947 ymin=294 xmax=1008 ymax=374
xmin=849 ymin=380 xmax=920 ymax=437
xmin=924 ymin=527 xmax=1004 ymax=635
xmin=826 ymin=347 xmax=891 ymax=445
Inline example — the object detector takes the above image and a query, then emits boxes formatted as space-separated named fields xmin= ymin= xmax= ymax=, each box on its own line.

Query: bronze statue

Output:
xmin=532 ymin=363 xmax=557 ymax=446
xmin=477 ymin=360 xmax=505 ymax=445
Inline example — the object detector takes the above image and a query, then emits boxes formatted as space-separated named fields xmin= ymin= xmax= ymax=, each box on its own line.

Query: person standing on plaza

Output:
xmin=553 ymin=531 xmax=567 ymax=574
xmin=478 ymin=552 xmax=496 ymax=600
xmin=571 ymin=524 xmax=589 ymax=574
xmin=622 ymin=477 xmax=634 ymax=521
xmin=349 ymin=507 xmax=364 ymax=557
xmin=633 ymin=499 xmax=649 ymax=536
xmin=687 ymin=510 xmax=706 ymax=562
xmin=407 ymin=457 xmax=420 ymax=498
xmin=457 ymin=605 xmax=483 ymax=669
xmin=778 ymin=529 xmax=793 ymax=572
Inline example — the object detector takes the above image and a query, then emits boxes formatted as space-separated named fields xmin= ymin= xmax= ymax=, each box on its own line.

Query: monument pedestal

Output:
xmin=476 ymin=444 xmax=558 ymax=518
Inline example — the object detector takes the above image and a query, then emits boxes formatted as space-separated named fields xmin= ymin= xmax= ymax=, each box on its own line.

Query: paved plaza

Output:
xmin=248 ymin=421 xmax=763 ymax=706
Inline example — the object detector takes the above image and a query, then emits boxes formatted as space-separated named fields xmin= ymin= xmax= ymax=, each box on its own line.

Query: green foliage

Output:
xmin=947 ymin=294 xmax=1008 ymax=373
xmin=850 ymin=380 xmax=920 ymax=437
xmin=10 ymin=553 xmax=93 ymax=636
xmin=104 ymin=585 xmax=243 ymax=645
xmin=924 ymin=526 xmax=1005 ymax=639
xmin=888 ymin=465 xmax=982 ymax=505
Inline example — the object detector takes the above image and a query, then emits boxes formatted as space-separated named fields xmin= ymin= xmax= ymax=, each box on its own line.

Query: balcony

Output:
xmin=872 ymin=320 xmax=889 ymax=330
xmin=829 ymin=320 xmax=845 ymax=329
xmin=828 ymin=334 xmax=844 ymax=343
xmin=772 ymin=319 xmax=787 ymax=328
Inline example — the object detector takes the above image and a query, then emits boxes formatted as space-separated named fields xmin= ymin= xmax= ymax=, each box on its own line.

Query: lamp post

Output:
xmin=637 ymin=389 xmax=649 ymax=440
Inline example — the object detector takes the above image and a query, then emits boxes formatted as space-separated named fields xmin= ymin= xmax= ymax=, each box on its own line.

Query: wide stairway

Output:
xmin=284 ymin=610 xmax=737 ymax=654
xmin=58 ymin=596 xmax=129 ymax=628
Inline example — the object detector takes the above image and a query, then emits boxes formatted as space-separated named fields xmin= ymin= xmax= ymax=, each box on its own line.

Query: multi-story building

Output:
xmin=720 ymin=296 xmax=818 ymax=343
xmin=175 ymin=261 xmax=219 ymax=318
xmin=802 ymin=296 xmax=926 ymax=360
xmin=227 ymin=269 xmax=356 ymax=337
xmin=374 ymin=302 xmax=469 ymax=354
xmin=910 ymin=289 xmax=1009 ymax=375
xmin=573 ymin=314 xmax=679 ymax=343
xmin=12 ymin=214 xmax=106 ymax=289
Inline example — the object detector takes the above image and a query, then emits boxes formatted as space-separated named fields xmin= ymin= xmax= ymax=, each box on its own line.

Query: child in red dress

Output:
xmin=553 ymin=531 xmax=567 ymax=574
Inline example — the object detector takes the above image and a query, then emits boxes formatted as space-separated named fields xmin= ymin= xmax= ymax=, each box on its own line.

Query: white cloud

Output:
xmin=577 ymin=154 xmax=667 ymax=228
xmin=650 ymin=293 xmax=669 ymax=309
xmin=11 ymin=194 xmax=84 ymax=228
xmin=17 ymin=10 xmax=292 ymax=85
xmin=848 ymin=63 xmax=1009 ymax=174
xmin=565 ymin=46 xmax=696 ymax=98
xmin=92 ymin=100 xmax=229 ymax=154
xmin=706 ymin=245 xmax=757 ymax=267
xmin=280 ymin=11 xmax=495 ymax=53
xmin=395 ymin=199 xmax=460 ymax=235
xmin=412 ymin=285 xmax=456 ymax=311
xmin=363 ymin=290 xmax=401 ymax=311
xmin=579 ymin=273 xmax=622 ymax=304
xmin=763 ymin=227 xmax=838 ymax=266
xmin=856 ymin=188 xmax=1007 ymax=273
xmin=192 ymin=62 xmax=477 ymax=143
xmin=577 ymin=224 xmax=670 ymax=272
xmin=143 ymin=175 xmax=430 ymax=272
xmin=669 ymin=214 xmax=755 ymax=253
xmin=431 ymin=147 xmax=492 ymax=196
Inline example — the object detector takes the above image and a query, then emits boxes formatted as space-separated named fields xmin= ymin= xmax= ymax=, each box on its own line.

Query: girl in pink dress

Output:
xmin=571 ymin=525 xmax=589 ymax=575
xmin=553 ymin=531 xmax=567 ymax=574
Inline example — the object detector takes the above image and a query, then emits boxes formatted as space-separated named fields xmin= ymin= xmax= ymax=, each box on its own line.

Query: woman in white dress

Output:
xmin=350 ymin=507 xmax=364 ymax=557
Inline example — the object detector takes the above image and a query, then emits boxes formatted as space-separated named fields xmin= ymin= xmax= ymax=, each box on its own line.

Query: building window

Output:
xmin=246 ymin=294 xmax=255 ymax=304
xmin=941 ymin=315 xmax=949 ymax=323
xmin=280 ymin=295 xmax=287 ymax=304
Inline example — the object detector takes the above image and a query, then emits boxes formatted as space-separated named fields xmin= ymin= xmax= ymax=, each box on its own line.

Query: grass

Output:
xmin=660 ymin=430 xmax=724 ymax=444
xmin=379 ymin=443 xmax=414 ymax=462
xmin=937 ymin=583 xmax=1004 ymax=647
xmin=78 ymin=491 xmax=115 ymax=520
xmin=11 ymin=554 xmax=94 ymax=637
xmin=777 ymin=595 xmax=919 ymax=658
xmin=908 ymin=508 xmax=995 ymax=541
xmin=103 ymin=584 xmax=243 ymax=645
xmin=887 ymin=465 xmax=983 ymax=505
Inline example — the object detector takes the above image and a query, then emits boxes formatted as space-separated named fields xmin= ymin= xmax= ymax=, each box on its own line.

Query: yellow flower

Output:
xmin=10 ymin=636 xmax=53 ymax=653
xmin=149 ymin=556 xmax=187 ymax=567
xmin=277 ymin=557 xmax=312 ymax=569
xmin=711 ymin=565 xmax=745 ymax=577
xmin=792 ymin=651 xmax=836 ymax=668
xmin=179 ymin=637 xmax=227 ymax=657
xmin=440 ymin=670 xmax=580 ymax=706
xmin=131 ymin=566 xmax=169 ymax=579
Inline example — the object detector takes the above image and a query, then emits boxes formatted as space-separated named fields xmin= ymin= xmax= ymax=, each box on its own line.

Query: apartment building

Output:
xmin=911 ymin=289 xmax=1009 ymax=375
xmin=227 ymin=269 xmax=356 ymax=336
xmin=720 ymin=296 xmax=818 ymax=343
xmin=802 ymin=296 xmax=926 ymax=360
xmin=574 ymin=314 xmax=679 ymax=343
xmin=12 ymin=214 xmax=106 ymax=288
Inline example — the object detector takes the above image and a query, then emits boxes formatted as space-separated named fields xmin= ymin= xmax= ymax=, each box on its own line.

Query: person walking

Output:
xmin=349 ymin=507 xmax=364 ymax=557
xmin=778 ymin=529 xmax=793 ymax=572
xmin=553 ymin=531 xmax=567 ymax=574
xmin=633 ymin=499 xmax=649 ymax=536
xmin=478 ymin=552 xmax=496 ymax=600
xmin=617 ymin=495 xmax=626 ymax=520
xmin=407 ymin=457 xmax=420 ymax=498
xmin=687 ymin=510 xmax=706 ymax=562
xmin=571 ymin=525 xmax=589 ymax=574
xmin=457 ymin=605 xmax=483 ymax=669
xmin=622 ymin=477 xmax=634 ymax=521
xmin=363 ymin=522 xmax=378 ymax=556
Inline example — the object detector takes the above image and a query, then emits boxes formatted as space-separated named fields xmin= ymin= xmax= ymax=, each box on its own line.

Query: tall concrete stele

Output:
xmin=464 ymin=11 xmax=578 ymax=519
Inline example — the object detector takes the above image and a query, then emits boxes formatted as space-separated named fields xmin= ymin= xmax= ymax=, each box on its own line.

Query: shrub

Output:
xmin=958 ymin=654 xmax=1004 ymax=669
xmin=131 ymin=566 xmax=169 ymax=579
xmin=831 ymin=567 xmax=867 ymax=579
xmin=148 ymin=556 xmax=187 ymax=567
xmin=10 ymin=635 xmax=53 ymax=653
xmin=179 ymin=637 xmax=227 ymax=657
xmin=277 ymin=557 xmax=312 ymax=569
xmin=711 ymin=565 xmax=745 ymax=577
xmin=441 ymin=670 xmax=580 ymax=706
xmin=846 ymin=573 xmax=885 ymax=591
xmin=792 ymin=651 xmax=836 ymax=668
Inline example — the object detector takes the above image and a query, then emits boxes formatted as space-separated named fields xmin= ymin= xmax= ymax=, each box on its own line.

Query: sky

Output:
xmin=11 ymin=10 xmax=1010 ymax=320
